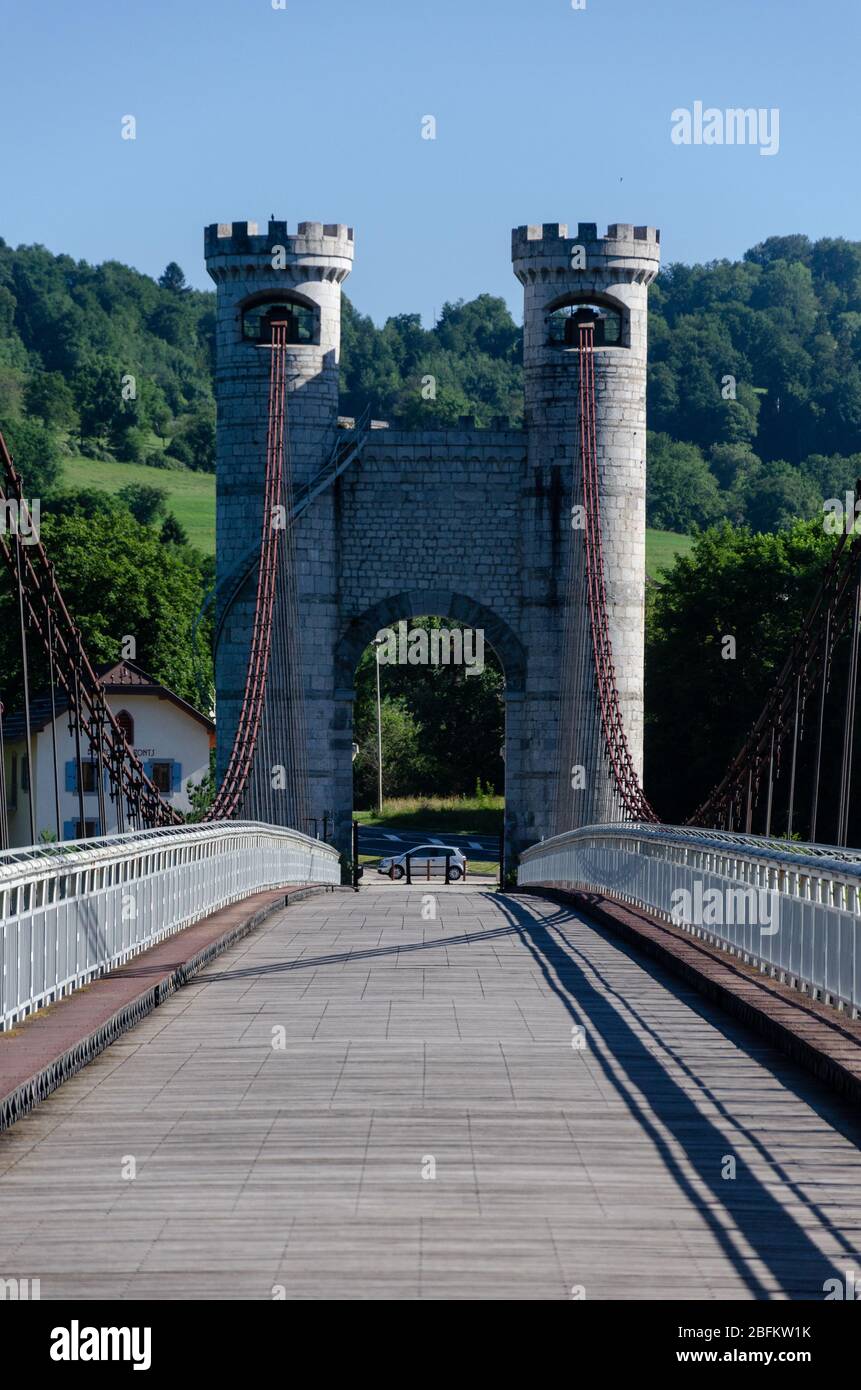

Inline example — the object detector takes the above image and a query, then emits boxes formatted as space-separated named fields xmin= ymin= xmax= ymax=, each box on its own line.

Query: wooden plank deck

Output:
xmin=1 ymin=885 xmax=860 ymax=1300
xmin=0 ymin=885 xmax=333 ymax=1132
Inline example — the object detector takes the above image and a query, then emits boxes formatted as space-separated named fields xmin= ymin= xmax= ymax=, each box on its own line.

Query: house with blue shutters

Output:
xmin=1 ymin=661 xmax=215 ymax=847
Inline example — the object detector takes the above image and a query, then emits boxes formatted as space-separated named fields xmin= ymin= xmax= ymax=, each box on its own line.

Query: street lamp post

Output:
xmin=373 ymin=637 xmax=384 ymax=815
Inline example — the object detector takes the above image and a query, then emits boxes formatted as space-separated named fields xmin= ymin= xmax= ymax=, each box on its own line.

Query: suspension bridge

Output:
xmin=1 ymin=219 xmax=861 ymax=1302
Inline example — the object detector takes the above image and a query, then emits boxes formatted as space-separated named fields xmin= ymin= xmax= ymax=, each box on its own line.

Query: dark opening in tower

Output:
xmin=241 ymin=296 xmax=319 ymax=345
xmin=547 ymin=301 xmax=623 ymax=348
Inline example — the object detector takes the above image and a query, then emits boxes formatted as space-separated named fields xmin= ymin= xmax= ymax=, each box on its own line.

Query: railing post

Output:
xmin=351 ymin=820 xmax=359 ymax=892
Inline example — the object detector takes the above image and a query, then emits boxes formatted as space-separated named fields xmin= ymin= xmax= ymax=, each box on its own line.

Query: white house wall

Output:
xmin=3 ymin=693 xmax=212 ymax=847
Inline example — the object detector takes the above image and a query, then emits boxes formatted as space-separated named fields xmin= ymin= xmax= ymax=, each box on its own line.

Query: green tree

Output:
xmin=739 ymin=459 xmax=821 ymax=531
xmin=0 ymin=285 xmax=16 ymax=337
xmin=117 ymin=482 xmax=169 ymax=525
xmin=353 ymin=695 xmax=429 ymax=804
xmin=0 ymin=413 xmax=62 ymax=495
xmin=160 ymin=512 xmax=188 ymax=545
xmin=158 ymin=262 xmax=189 ymax=294
xmin=23 ymin=371 xmax=78 ymax=431
xmin=135 ymin=378 xmax=172 ymax=439
xmin=646 ymin=433 xmax=724 ymax=532
xmin=645 ymin=521 xmax=832 ymax=823
xmin=74 ymin=358 xmax=124 ymax=447
xmin=186 ymin=751 xmax=217 ymax=820
xmin=114 ymin=425 xmax=150 ymax=463
xmin=148 ymin=300 xmax=189 ymax=346
xmin=168 ymin=405 xmax=216 ymax=471
xmin=0 ymin=498 xmax=211 ymax=712
xmin=800 ymin=452 xmax=861 ymax=502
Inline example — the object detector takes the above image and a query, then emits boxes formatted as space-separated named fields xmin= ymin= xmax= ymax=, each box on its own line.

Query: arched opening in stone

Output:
xmin=240 ymin=293 xmax=320 ymax=346
xmin=546 ymin=296 xmax=625 ymax=348
xmin=335 ymin=595 xmax=526 ymax=881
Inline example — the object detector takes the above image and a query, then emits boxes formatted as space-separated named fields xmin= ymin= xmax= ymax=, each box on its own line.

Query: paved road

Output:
xmin=357 ymin=825 xmax=499 ymax=858
xmin=1 ymin=885 xmax=860 ymax=1300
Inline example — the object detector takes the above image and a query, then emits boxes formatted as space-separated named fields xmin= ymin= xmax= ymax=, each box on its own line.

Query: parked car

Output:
xmin=378 ymin=845 xmax=467 ymax=881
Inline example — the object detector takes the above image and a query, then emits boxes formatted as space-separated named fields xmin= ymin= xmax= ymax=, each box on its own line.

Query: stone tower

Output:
xmin=511 ymin=222 xmax=660 ymax=826
xmin=204 ymin=219 xmax=354 ymax=801
xmin=205 ymin=214 xmax=658 ymax=862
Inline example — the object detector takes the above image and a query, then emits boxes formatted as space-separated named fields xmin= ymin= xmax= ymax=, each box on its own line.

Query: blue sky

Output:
xmin=1 ymin=0 xmax=858 ymax=325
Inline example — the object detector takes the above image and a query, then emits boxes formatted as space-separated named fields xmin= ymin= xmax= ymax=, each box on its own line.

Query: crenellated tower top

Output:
xmin=204 ymin=219 xmax=354 ymax=287
xmin=511 ymin=222 xmax=660 ymax=288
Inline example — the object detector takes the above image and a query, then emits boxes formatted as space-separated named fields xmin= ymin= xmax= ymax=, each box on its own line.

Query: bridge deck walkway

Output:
xmin=1 ymin=886 xmax=859 ymax=1300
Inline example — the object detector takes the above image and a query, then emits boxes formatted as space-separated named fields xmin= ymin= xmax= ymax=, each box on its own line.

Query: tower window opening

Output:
xmin=547 ymin=302 xmax=623 ymax=348
xmin=241 ymin=299 xmax=319 ymax=346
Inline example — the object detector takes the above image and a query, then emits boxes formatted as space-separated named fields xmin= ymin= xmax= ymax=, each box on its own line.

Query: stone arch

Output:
xmin=544 ymin=287 xmax=628 ymax=316
xmin=238 ymin=285 xmax=319 ymax=314
xmin=334 ymin=589 xmax=527 ymax=693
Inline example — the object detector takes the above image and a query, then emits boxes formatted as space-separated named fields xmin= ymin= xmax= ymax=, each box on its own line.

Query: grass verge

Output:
xmin=354 ymin=793 xmax=503 ymax=837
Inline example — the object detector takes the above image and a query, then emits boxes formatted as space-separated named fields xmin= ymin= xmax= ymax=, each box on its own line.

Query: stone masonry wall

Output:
xmin=295 ymin=428 xmax=561 ymax=863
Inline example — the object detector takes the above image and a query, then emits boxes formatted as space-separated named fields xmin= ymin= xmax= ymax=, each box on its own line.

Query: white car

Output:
xmin=378 ymin=845 xmax=467 ymax=881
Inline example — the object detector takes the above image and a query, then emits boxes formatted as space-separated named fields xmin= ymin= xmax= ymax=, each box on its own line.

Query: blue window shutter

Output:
xmin=93 ymin=820 xmax=101 ymax=837
xmin=143 ymin=760 xmax=153 ymax=780
xmin=63 ymin=820 xmax=76 ymax=841
xmin=171 ymin=761 xmax=182 ymax=792
xmin=65 ymin=760 xmax=77 ymax=793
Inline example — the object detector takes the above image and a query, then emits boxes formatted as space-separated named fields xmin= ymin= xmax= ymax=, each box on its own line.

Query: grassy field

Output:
xmin=646 ymin=527 xmax=694 ymax=578
xmin=62 ymin=455 xmax=216 ymax=553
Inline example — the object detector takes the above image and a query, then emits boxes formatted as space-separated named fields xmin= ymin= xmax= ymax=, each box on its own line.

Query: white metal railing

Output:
xmin=518 ymin=823 xmax=861 ymax=1014
xmin=0 ymin=821 xmax=340 ymax=1030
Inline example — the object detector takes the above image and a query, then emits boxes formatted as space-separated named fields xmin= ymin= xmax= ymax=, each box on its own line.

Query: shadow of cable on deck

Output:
xmin=195 ymin=924 xmax=523 ymax=982
xmin=491 ymin=891 xmax=857 ymax=1301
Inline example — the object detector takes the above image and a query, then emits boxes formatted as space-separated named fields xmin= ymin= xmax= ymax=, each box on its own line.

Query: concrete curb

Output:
xmin=521 ymin=885 xmax=861 ymax=1108
xmin=0 ymin=883 xmax=335 ymax=1133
